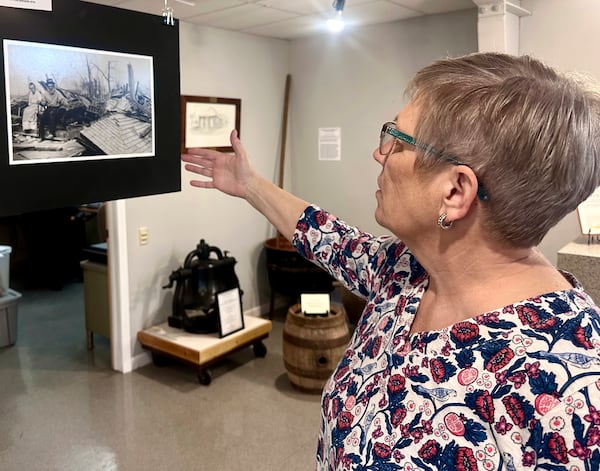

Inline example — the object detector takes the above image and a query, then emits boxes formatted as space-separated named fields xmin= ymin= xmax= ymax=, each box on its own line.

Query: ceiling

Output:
xmin=83 ymin=0 xmax=475 ymax=40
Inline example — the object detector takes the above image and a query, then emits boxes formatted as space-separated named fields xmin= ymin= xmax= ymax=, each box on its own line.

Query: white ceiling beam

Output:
xmin=471 ymin=0 xmax=531 ymax=54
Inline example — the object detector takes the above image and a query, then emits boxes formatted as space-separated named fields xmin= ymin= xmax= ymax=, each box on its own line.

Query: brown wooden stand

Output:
xmin=138 ymin=316 xmax=272 ymax=385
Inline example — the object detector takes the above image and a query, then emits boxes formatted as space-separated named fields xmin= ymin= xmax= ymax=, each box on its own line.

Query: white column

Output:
xmin=107 ymin=199 xmax=132 ymax=373
xmin=472 ymin=0 xmax=531 ymax=54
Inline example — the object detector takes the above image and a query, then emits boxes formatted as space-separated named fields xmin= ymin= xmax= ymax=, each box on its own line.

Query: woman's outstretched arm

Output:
xmin=181 ymin=129 xmax=310 ymax=241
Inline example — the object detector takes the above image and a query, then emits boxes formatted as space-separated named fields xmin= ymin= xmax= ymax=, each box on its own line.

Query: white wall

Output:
xmin=288 ymin=10 xmax=478 ymax=235
xmin=520 ymin=0 xmax=600 ymax=264
xmin=125 ymin=23 xmax=290 ymax=357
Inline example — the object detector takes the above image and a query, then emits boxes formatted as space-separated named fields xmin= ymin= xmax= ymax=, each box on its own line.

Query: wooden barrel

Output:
xmin=283 ymin=303 xmax=351 ymax=394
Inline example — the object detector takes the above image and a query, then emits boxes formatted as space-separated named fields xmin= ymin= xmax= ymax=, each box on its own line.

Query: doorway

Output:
xmin=0 ymin=205 xmax=111 ymax=367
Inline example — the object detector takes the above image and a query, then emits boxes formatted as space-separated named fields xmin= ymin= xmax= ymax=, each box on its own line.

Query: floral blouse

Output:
xmin=292 ymin=205 xmax=600 ymax=471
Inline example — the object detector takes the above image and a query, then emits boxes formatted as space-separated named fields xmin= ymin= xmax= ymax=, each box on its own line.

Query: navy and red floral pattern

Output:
xmin=292 ymin=205 xmax=600 ymax=471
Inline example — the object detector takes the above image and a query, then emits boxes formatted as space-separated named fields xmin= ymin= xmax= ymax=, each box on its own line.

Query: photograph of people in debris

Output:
xmin=4 ymin=39 xmax=155 ymax=165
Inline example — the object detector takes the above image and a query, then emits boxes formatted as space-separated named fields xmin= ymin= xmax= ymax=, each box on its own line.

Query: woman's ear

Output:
xmin=440 ymin=166 xmax=479 ymax=221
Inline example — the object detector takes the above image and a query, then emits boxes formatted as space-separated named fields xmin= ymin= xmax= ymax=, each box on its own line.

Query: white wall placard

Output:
xmin=318 ymin=127 xmax=341 ymax=161
xmin=0 ymin=0 xmax=52 ymax=11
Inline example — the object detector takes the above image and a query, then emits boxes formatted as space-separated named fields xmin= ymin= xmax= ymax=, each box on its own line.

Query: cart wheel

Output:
xmin=152 ymin=352 xmax=170 ymax=367
xmin=198 ymin=369 xmax=212 ymax=385
xmin=253 ymin=341 xmax=267 ymax=358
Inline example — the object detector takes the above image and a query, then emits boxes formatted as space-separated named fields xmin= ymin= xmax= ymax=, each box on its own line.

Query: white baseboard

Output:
xmin=244 ymin=298 xmax=290 ymax=317
xmin=131 ymin=351 xmax=152 ymax=370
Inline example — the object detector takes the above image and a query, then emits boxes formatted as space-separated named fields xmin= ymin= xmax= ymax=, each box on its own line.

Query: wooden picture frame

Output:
xmin=181 ymin=95 xmax=241 ymax=153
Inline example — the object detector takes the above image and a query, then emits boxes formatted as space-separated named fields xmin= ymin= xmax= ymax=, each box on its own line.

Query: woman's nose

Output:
xmin=373 ymin=146 xmax=386 ymax=165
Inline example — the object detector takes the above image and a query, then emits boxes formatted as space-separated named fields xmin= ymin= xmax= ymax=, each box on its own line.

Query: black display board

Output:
xmin=0 ymin=0 xmax=181 ymax=217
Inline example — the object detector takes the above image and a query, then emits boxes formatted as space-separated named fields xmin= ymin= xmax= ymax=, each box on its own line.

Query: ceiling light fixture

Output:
xmin=326 ymin=0 xmax=346 ymax=33
xmin=175 ymin=0 xmax=196 ymax=6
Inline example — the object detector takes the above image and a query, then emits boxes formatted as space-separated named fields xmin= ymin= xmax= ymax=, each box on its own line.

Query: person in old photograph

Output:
xmin=39 ymin=78 xmax=68 ymax=140
xmin=182 ymin=52 xmax=600 ymax=469
xmin=21 ymin=81 xmax=44 ymax=135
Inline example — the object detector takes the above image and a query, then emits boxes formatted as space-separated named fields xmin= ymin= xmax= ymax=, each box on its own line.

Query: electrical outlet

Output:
xmin=138 ymin=226 xmax=149 ymax=245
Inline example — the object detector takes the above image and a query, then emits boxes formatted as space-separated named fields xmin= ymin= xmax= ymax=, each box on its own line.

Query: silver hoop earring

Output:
xmin=437 ymin=213 xmax=453 ymax=230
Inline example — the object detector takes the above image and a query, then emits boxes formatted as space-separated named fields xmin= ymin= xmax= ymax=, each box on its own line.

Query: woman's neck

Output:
xmin=408 ymin=242 xmax=570 ymax=334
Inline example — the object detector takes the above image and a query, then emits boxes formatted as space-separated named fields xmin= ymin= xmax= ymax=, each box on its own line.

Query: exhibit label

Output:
xmin=0 ymin=0 xmax=52 ymax=11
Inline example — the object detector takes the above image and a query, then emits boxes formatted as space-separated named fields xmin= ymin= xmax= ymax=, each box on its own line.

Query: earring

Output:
xmin=437 ymin=213 xmax=453 ymax=230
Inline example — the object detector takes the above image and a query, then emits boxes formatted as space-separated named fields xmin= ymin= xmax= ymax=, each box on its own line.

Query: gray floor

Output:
xmin=0 ymin=282 xmax=322 ymax=471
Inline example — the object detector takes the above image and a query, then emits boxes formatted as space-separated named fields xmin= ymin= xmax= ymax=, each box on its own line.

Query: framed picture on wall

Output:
xmin=181 ymin=95 xmax=240 ymax=153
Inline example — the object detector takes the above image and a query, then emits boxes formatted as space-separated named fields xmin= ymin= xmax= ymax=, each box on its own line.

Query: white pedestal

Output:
xmin=557 ymin=237 xmax=600 ymax=303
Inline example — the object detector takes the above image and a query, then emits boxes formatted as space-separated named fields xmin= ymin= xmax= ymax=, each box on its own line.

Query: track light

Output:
xmin=162 ymin=0 xmax=175 ymax=26
xmin=332 ymin=0 xmax=346 ymax=13
xmin=327 ymin=0 xmax=346 ymax=33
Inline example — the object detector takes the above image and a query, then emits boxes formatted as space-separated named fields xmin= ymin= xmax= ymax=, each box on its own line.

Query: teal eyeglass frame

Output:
xmin=380 ymin=122 xmax=489 ymax=202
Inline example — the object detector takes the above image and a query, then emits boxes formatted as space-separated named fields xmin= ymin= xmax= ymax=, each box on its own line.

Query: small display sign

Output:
xmin=0 ymin=0 xmax=52 ymax=11
xmin=217 ymin=288 xmax=244 ymax=337
xmin=301 ymin=293 xmax=331 ymax=316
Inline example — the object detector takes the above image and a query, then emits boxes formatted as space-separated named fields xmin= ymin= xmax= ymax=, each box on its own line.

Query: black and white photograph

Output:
xmin=4 ymin=39 xmax=155 ymax=165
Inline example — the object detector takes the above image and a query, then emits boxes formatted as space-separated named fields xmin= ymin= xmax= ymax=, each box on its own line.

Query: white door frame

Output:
xmin=106 ymin=199 xmax=131 ymax=372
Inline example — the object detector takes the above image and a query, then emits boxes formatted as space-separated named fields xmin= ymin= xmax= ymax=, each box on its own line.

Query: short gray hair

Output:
xmin=406 ymin=52 xmax=600 ymax=248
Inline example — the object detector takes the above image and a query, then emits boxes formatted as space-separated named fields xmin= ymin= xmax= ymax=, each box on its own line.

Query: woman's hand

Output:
xmin=182 ymin=128 xmax=309 ymax=241
xmin=181 ymin=129 xmax=254 ymax=199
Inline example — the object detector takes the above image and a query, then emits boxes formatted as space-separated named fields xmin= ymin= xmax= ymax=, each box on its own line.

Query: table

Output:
xmin=137 ymin=316 xmax=272 ymax=385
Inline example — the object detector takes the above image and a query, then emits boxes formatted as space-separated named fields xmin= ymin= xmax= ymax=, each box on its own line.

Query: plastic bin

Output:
xmin=0 ymin=245 xmax=11 ymax=297
xmin=0 ymin=289 xmax=21 ymax=347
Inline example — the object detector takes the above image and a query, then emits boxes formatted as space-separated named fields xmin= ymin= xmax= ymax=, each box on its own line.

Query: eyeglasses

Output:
xmin=379 ymin=122 xmax=488 ymax=201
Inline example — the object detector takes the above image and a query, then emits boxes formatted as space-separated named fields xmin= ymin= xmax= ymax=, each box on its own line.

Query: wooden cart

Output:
xmin=138 ymin=316 xmax=272 ymax=385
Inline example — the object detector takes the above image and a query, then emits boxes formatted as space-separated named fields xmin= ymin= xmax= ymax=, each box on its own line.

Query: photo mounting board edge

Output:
xmin=0 ymin=0 xmax=181 ymax=217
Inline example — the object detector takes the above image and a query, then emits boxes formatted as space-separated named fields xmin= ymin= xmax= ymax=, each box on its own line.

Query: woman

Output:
xmin=21 ymin=81 xmax=44 ymax=134
xmin=182 ymin=53 xmax=600 ymax=470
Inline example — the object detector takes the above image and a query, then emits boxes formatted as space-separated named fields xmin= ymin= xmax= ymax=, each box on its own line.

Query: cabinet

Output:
xmin=80 ymin=260 xmax=109 ymax=349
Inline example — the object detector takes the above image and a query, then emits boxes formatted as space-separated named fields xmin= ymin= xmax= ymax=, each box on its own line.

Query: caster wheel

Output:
xmin=253 ymin=341 xmax=267 ymax=358
xmin=198 ymin=369 xmax=212 ymax=385
xmin=152 ymin=352 xmax=170 ymax=367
